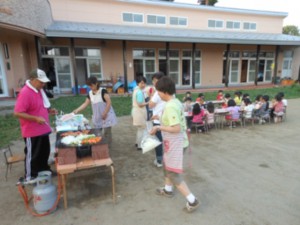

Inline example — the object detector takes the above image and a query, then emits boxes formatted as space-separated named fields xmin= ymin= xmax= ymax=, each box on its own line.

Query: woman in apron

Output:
xmin=73 ymin=76 xmax=117 ymax=144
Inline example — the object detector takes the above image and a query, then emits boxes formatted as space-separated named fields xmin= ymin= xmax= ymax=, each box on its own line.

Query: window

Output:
xmin=159 ymin=50 xmax=179 ymax=85
xmin=243 ymin=22 xmax=256 ymax=30
xmin=75 ymin=48 xmax=102 ymax=80
xmin=122 ymin=13 xmax=143 ymax=23
xmin=147 ymin=15 xmax=166 ymax=25
xmin=42 ymin=47 xmax=69 ymax=56
xmin=208 ymin=19 xmax=223 ymax=28
xmin=170 ymin=17 xmax=187 ymax=26
xmin=226 ymin=21 xmax=240 ymax=30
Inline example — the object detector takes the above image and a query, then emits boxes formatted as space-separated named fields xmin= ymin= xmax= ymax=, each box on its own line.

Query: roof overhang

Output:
xmin=46 ymin=21 xmax=300 ymax=46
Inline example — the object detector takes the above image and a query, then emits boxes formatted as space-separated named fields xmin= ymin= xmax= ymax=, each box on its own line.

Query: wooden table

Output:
xmin=56 ymin=156 xmax=115 ymax=209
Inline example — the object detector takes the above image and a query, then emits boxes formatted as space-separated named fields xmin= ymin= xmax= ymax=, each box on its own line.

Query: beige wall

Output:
xmin=49 ymin=0 xmax=284 ymax=34
xmin=0 ymin=28 xmax=37 ymax=97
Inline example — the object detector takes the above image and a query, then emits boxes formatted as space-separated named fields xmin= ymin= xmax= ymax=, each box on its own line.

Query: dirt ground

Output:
xmin=1 ymin=99 xmax=300 ymax=225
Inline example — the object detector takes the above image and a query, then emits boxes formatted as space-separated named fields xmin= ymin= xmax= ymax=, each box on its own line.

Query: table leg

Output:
xmin=110 ymin=165 xmax=116 ymax=203
xmin=61 ymin=174 xmax=68 ymax=209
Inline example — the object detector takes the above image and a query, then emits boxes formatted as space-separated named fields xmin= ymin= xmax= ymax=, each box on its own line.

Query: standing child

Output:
xmin=150 ymin=76 xmax=199 ymax=213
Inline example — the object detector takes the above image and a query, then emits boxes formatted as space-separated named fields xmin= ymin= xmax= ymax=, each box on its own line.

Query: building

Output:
xmin=1 ymin=0 xmax=300 ymax=97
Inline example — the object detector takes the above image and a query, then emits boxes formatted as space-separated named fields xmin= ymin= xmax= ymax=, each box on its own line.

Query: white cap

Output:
xmin=29 ymin=68 xmax=50 ymax=83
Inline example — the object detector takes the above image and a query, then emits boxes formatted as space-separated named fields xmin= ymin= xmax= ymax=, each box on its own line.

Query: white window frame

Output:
xmin=169 ymin=16 xmax=188 ymax=27
xmin=226 ymin=20 xmax=241 ymax=30
xmin=122 ymin=12 xmax=144 ymax=24
xmin=208 ymin=19 xmax=224 ymax=29
xmin=181 ymin=49 xmax=202 ymax=86
xmin=147 ymin=14 xmax=167 ymax=25
xmin=0 ymin=43 xmax=8 ymax=97
xmin=159 ymin=49 xmax=180 ymax=86
xmin=243 ymin=21 xmax=257 ymax=31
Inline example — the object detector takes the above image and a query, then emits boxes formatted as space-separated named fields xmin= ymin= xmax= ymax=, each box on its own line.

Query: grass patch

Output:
xmin=1 ymin=84 xmax=299 ymax=148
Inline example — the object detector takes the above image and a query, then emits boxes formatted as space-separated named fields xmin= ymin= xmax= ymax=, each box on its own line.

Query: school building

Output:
xmin=1 ymin=0 xmax=300 ymax=97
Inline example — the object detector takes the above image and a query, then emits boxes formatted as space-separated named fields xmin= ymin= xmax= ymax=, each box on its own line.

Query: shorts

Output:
xmin=163 ymin=168 xmax=183 ymax=185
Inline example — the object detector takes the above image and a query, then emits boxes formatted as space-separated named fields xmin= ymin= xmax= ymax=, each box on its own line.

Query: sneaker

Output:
xmin=184 ymin=199 xmax=200 ymax=213
xmin=155 ymin=187 xmax=174 ymax=198
xmin=154 ymin=159 xmax=163 ymax=168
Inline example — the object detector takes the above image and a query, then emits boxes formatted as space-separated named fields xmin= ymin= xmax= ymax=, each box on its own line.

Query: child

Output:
xmin=192 ymin=103 xmax=206 ymax=132
xmin=225 ymin=99 xmax=240 ymax=127
xmin=216 ymin=90 xmax=224 ymax=100
xmin=183 ymin=91 xmax=192 ymax=102
xmin=183 ymin=97 xmax=193 ymax=115
xmin=240 ymin=93 xmax=250 ymax=110
xmin=234 ymin=91 xmax=242 ymax=106
xmin=150 ymin=76 xmax=199 ymax=213
xmin=243 ymin=98 xmax=254 ymax=119
xmin=205 ymin=102 xmax=215 ymax=127
xmin=195 ymin=93 xmax=205 ymax=106
xmin=254 ymin=95 xmax=270 ymax=124
xmin=272 ymin=94 xmax=285 ymax=123
xmin=278 ymin=92 xmax=288 ymax=107
xmin=222 ymin=93 xmax=231 ymax=108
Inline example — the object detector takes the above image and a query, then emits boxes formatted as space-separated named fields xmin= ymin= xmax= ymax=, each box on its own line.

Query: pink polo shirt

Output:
xmin=14 ymin=85 xmax=51 ymax=138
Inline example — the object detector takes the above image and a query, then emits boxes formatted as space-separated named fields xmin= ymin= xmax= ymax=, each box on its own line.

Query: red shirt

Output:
xmin=14 ymin=85 xmax=51 ymax=138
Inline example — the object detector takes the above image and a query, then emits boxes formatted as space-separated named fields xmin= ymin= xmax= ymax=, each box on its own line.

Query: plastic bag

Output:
xmin=141 ymin=133 xmax=161 ymax=154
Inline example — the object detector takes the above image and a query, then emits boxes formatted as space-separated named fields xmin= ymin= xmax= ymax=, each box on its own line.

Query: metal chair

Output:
xmin=2 ymin=145 xmax=24 ymax=181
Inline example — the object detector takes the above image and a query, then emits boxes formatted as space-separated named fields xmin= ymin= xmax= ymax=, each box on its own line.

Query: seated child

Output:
xmin=192 ymin=103 xmax=206 ymax=132
xmin=183 ymin=91 xmax=192 ymax=102
xmin=240 ymin=93 xmax=250 ymax=110
xmin=225 ymin=99 xmax=240 ymax=126
xmin=205 ymin=102 xmax=215 ymax=127
xmin=254 ymin=95 xmax=270 ymax=123
xmin=272 ymin=94 xmax=285 ymax=123
xmin=183 ymin=97 xmax=193 ymax=115
xmin=196 ymin=93 xmax=205 ymax=106
xmin=216 ymin=90 xmax=224 ymax=100
xmin=234 ymin=91 xmax=242 ymax=106
xmin=243 ymin=98 xmax=254 ymax=119
xmin=222 ymin=93 xmax=231 ymax=108
xmin=278 ymin=92 xmax=288 ymax=107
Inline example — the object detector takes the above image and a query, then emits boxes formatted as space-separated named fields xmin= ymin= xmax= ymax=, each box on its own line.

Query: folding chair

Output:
xmin=2 ymin=145 xmax=25 ymax=181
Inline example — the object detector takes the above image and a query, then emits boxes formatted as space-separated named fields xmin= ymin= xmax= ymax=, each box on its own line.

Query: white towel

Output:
xmin=26 ymin=80 xmax=51 ymax=108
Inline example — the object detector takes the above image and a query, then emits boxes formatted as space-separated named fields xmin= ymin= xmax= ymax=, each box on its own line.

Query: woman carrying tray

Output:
xmin=73 ymin=76 xmax=117 ymax=145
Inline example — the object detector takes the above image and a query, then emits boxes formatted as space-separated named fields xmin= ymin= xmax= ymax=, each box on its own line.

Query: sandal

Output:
xmin=184 ymin=199 xmax=200 ymax=213
xmin=155 ymin=187 xmax=174 ymax=198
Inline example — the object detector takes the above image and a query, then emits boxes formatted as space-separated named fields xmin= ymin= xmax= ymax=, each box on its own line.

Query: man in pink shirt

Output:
xmin=14 ymin=68 xmax=57 ymax=182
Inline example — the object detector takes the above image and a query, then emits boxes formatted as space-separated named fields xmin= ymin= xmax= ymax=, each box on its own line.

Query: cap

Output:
xmin=29 ymin=68 xmax=50 ymax=83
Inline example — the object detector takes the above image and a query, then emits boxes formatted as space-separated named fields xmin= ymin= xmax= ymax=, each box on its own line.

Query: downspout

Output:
xmin=192 ymin=43 xmax=196 ymax=89
xmin=122 ymin=40 xmax=128 ymax=93
xmin=35 ymin=36 xmax=43 ymax=69
xmin=70 ymin=38 xmax=79 ymax=95
xmin=225 ymin=44 xmax=230 ymax=87
xmin=254 ymin=45 xmax=261 ymax=86
xmin=273 ymin=45 xmax=280 ymax=84
xmin=166 ymin=42 xmax=170 ymax=76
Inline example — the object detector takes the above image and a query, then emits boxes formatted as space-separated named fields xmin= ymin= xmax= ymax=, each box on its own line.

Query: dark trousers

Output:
xmin=153 ymin=123 xmax=163 ymax=163
xmin=24 ymin=135 xmax=50 ymax=180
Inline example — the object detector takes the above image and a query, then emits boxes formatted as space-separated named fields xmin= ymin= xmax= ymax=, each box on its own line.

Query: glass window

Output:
xmin=123 ymin=13 xmax=143 ymax=23
xmin=133 ymin=49 xmax=155 ymax=58
xmin=208 ymin=20 xmax=215 ymax=28
xmin=226 ymin=21 xmax=233 ymax=29
xmin=243 ymin=22 xmax=256 ymax=30
xmin=182 ymin=50 xmax=192 ymax=57
xmin=147 ymin=15 xmax=156 ymax=24
xmin=42 ymin=47 xmax=69 ymax=56
xmin=123 ymin=13 xmax=132 ymax=22
xmin=170 ymin=17 xmax=187 ymax=26
xmin=216 ymin=20 xmax=223 ymax=28
xmin=157 ymin=16 xmax=166 ymax=24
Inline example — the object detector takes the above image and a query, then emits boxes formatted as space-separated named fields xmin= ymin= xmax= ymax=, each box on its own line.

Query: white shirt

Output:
xmin=151 ymin=91 xmax=166 ymax=124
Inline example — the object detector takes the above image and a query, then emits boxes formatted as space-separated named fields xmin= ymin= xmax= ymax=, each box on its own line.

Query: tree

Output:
xmin=198 ymin=0 xmax=218 ymax=6
xmin=282 ymin=25 xmax=300 ymax=36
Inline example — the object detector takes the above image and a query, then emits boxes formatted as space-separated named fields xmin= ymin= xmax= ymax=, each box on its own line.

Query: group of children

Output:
xmin=183 ymin=90 xmax=287 ymax=131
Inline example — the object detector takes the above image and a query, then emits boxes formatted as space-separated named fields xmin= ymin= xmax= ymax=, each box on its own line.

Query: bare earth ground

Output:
xmin=1 ymin=99 xmax=300 ymax=225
